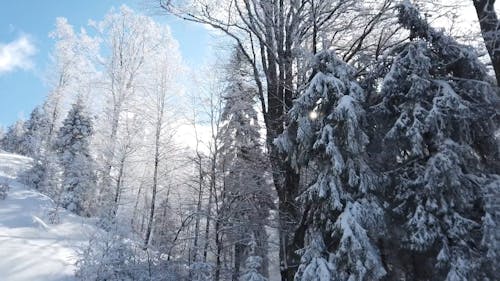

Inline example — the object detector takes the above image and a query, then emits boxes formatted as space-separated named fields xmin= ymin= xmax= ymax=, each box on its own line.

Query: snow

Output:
xmin=0 ymin=152 xmax=96 ymax=281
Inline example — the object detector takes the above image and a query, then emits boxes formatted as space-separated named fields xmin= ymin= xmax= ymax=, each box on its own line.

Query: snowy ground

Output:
xmin=0 ymin=152 xmax=94 ymax=281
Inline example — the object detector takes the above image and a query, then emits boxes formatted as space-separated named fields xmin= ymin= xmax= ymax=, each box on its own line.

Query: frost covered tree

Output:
xmin=159 ymin=1 xmax=400 ymax=277
xmin=277 ymin=51 xmax=386 ymax=281
xmin=219 ymin=49 xmax=272 ymax=279
xmin=239 ymin=255 xmax=267 ymax=281
xmin=76 ymin=228 xmax=181 ymax=281
xmin=1 ymin=119 xmax=26 ymax=154
xmin=91 ymin=6 xmax=170 ymax=212
xmin=140 ymin=34 xmax=181 ymax=248
xmin=294 ymin=231 xmax=334 ymax=281
xmin=55 ymin=98 xmax=97 ymax=217
xmin=20 ymin=106 xmax=50 ymax=157
xmin=21 ymin=17 xmax=96 ymax=196
xmin=45 ymin=17 xmax=98 ymax=138
xmin=368 ymin=2 xmax=500 ymax=280
xmin=25 ymin=150 xmax=61 ymax=197
xmin=481 ymin=177 xmax=500 ymax=281
xmin=18 ymin=106 xmax=61 ymax=196
xmin=239 ymin=238 xmax=268 ymax=281
xmin=190 ymin=261 xmax=213 ymax=281
xmin=21 ymin=16 xmax=99 ymax=197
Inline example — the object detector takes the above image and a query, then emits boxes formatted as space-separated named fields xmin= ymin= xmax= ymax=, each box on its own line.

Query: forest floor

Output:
xmin=0 ymin=152 xmax=94 ymax=281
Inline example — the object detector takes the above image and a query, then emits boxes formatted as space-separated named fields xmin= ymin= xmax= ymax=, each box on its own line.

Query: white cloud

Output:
xmin=0 ymin=35 xmax=37 ymax=74
xmin=173 ymin=120 xmax=212 ymax=153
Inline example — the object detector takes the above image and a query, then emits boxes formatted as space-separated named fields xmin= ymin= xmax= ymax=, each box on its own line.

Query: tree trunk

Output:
xmin=473 ymin=0 xmax=500 ymax=85
xmin=276 ymin=164 xmax=302 ymax=281
xmin=233 ymin=243 xmax=245 ymax=281
xmin=131 ymin=178 xmax=144 ymax=232
xmin=214 ymin=218 xmax=222 ymax=281
xmin=265 ymin=116 xmax=302 ymax=280
xmin=203 ymin=179 xmax=214 ymax=262
xmin=143 ymin=118 xmax=161 ymax=248
xmin=265 ymin=43 xmax=303 ymax=281
xmin=192 ymin=152 xmax=204 ymax=262
xmin=47 ymin=91 xmax=62 ymax=143
xmin=112 ymin=155 xmax=125 ymax=217
xmin=254 ymin=227 xmax=270 ymax=278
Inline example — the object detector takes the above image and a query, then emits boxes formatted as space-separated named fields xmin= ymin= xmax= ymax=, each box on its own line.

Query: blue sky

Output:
xmin=0 ymin=0 xmax=213 ymax=128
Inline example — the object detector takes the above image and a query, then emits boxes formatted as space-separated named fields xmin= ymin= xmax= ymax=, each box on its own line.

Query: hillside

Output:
xmin=0 ymin=152 xmax=95 ymax=281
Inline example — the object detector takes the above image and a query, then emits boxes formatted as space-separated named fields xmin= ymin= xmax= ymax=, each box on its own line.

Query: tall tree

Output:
xmin=18 ymin=106 xmax=60 ymax=196
xmin=277 ymin=51 xmax=385 ymax=281
xmin=21 ymin=106 xmax=50 ymax=157
xmin=55 ymin=98 xmax=97 ymax=217
xmin=219 ymin=48 xmax=272 ymax=280
xmin=45 ymin=17 xmax=98 ymax=140
xmin=369 ymin=3 xmax=500 ymax=280
xmin=159 ymin=1 xmax=399 ymax=277
xmin=91 ymin=6 xmax=165 ymax=211
xmin=141 ymin=36 xmax=181 ymax=248
xmin=238 ymin=238 xmax=268 ymax=281
xmin=21 ymin=17 xmax=92 ymax=194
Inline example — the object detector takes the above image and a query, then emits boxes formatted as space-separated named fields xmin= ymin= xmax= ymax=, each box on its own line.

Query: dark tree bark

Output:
xmin=192 ymin=152 xmax=204 ymax=262
xmin=143 ymin=123 xmax=160 ymax=248
xmin=232 ymin=243 xmax=245 ymax=281
xmin=111 ymin=155 xmax=125 ymax=217
xmin=214 ymin=216 xmax=222 ymax=281
xmin=473 ymin=0 xmax=500 ymax=85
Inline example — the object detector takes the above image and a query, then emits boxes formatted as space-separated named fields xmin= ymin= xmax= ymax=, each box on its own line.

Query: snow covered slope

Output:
xmin=0 ymin=152 xmax=94 ymax=281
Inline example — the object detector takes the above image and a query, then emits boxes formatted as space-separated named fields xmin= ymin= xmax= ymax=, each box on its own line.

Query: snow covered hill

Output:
xmin=0 ymin=152 xmax=94 ymax=281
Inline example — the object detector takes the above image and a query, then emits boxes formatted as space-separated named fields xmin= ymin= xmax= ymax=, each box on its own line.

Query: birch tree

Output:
xmin=141 ymin=31 xmax=182 ymax=247
xmin=91 ymin=6 xmax=163 ymax=214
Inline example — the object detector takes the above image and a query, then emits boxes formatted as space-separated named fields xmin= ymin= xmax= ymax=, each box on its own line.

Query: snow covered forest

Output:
xmin=0 ymin=0 xmax=499 ymax=280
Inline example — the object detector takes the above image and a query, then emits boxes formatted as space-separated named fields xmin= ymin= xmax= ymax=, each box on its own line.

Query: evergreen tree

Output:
xmin=19 ymin=106 xmax=65 ymax=202
xmin=1 ymin=119 xmax=26 ymax=154
xmin=55 ymin=99 xmax=97 ymax=217
xmin=21 ymin=106 xmax=50 ymax=157
xmin=21 ymin=149 xmax=62 ymax=197
xmin=369 ymin=3 xmax=500 ymax=280
xmin=220 ymin=48 xmax=272 ymax=278
xmin=239 ymin=238 xmax=268 ymax=281
xmin=277 ymin=51 xmax=386 ymax=281
xmin=190 ymin=262 xmax=213 ymax=281
xmin=295 ymin=230 xmax=335 ymax=281
xmin=18 ymin=106 xmax=60 ymax=196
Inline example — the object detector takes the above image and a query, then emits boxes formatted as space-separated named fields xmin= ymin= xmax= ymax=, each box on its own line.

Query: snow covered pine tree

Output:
xmin=369 ymin=2 xmax=500 ymax=280
xmin=54 ymin=98 xmax=97 ymax=217
xmin=0 ymin=119 xmax=26 ymax=154
xmin=220 ymin=48 xmax=273 ymax=279
xmin=18 ymin=106 xmax=58 ymax=195
xmin=277 ymin=51 xmax=386 ymax=281
xmin=20 ymin=106 xmax=50 ymax=158
xmin=239 ymin=238 xmax=268 ymax=281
